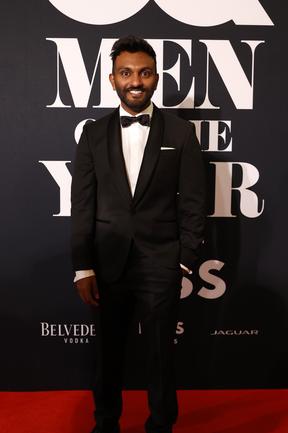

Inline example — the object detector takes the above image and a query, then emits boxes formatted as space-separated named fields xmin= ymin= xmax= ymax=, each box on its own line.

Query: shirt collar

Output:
xmin=119 ymin=101 xmax=153 ymax=119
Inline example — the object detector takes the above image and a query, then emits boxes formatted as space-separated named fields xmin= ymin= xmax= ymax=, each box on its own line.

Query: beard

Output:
xmin=115 ymin=86 xmax=155 ymax=113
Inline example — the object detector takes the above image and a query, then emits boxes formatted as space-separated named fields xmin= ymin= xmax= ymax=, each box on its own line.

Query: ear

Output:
xmin=109 ymin=73 xmax=116 ymax=90
xmin=154 ymin=73 xmax=159 ymax=90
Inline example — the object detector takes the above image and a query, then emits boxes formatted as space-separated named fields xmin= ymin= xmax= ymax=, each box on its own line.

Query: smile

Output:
xmin=128 ymin=90 xmax=144 ymax=95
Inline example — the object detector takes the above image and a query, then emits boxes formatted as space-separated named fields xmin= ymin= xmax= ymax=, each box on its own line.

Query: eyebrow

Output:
xmin=117 ymin=66 xmax=154 ymax=72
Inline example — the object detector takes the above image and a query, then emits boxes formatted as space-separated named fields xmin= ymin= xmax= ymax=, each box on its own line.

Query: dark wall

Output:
xmin=1 ymin=0 xmax=287 ymax=390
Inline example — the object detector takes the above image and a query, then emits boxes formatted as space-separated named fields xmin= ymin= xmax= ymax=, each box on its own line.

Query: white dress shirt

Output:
xmin=120 ymin=103 xmax=152 ymax=195
xmin=74 ymin=103 xmax=190 ymax=282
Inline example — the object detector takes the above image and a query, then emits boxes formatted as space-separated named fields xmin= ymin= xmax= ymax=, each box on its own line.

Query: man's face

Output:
xmin=109 ymin=51 xmax=159 ymax=115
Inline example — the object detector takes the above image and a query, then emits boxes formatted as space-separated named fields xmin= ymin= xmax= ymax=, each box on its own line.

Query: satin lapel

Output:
xmin=133 ymin=105 xmax=164 ymax=206
xmin=107 ymin=108 xmax=132 ymax=206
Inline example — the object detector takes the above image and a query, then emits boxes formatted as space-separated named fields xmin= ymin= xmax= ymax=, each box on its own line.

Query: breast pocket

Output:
xmin=157 ymin=147 xmax=179 ymax=175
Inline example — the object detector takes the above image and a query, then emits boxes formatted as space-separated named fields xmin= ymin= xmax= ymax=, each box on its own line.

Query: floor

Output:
xmin=1 ymin=389 xmax=288 ymax=433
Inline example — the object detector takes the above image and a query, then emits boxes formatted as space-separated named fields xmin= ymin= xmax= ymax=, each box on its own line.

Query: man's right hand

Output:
xmin=75 ymin=275 xmax=100 ymax=307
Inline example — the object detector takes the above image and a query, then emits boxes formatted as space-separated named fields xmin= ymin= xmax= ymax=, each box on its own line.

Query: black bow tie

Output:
xmin=120 ymin=114 xmax=150 ymax=128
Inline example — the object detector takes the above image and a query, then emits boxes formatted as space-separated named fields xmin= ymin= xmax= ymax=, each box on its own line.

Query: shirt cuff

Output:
xmin=74 ymin=269 xmax=95 ymax=283
xmin=180 ymin=263 xmax=192 ymax=274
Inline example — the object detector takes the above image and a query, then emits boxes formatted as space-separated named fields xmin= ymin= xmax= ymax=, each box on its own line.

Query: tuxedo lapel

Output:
xmin=107 ymin=108 xmax=133 ymax=206
xmin=133 ymin=105 xmax=164 ymax=206
xmin=107 ymin=105 xmax=164 ymax=208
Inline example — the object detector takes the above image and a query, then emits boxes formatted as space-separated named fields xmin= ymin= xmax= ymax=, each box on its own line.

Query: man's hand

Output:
xmin=181 ymin=267 xmax=190 ymax=277
xmin=75 ymin=275 xmax=99 ymax=307
xmin=180 ymin=264 xmax=192 ymax=276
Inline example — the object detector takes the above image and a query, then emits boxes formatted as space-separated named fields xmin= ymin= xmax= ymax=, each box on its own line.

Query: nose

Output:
xmin=130 ymin=72 xmax=142 ymax=88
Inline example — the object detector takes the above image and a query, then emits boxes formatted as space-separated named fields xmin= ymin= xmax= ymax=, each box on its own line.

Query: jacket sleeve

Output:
xmin=177 ymin=123 xmax=207 ymax=269
xmin=71 ymin=125 xmax=97 ymax=271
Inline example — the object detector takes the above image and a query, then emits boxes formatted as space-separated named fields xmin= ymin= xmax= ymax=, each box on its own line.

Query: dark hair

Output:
xmin=110 ymin=35 xmax=157 ymax=71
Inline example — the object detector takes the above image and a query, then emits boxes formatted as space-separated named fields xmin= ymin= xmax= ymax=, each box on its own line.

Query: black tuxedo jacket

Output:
xmin=71 ymin=105 xmax=206 ymax=283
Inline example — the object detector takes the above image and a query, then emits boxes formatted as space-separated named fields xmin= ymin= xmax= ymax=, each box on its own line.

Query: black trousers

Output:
xmin=92 ymin=242 xmax=182 ymax=433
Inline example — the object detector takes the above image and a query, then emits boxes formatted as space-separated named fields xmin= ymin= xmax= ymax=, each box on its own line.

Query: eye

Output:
xmin=141 ymin=70 xmax=152 ymax=78
xmin=120 ymin=70 xmax=130 ymax=77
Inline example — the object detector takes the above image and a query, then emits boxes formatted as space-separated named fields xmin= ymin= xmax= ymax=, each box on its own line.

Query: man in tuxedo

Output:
xmin=71 ymin=35 xmax=206 ymax=433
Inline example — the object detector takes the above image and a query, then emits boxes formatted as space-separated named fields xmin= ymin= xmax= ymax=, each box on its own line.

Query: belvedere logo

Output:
xmin=40 ymin=322 xmax=96 ymax=344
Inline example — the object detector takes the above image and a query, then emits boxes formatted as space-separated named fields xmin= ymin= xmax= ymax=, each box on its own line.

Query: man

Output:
xmin=71 ymin=35 xmax=206 ymax=433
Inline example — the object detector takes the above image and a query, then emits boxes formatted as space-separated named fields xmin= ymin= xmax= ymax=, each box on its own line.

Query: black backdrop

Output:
xmin=1 ymin=1 xmax=288 ymax=390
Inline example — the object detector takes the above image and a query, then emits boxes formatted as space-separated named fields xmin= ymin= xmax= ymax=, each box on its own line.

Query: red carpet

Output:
xmin=1 ymin=390 xmax=288 ymax=433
